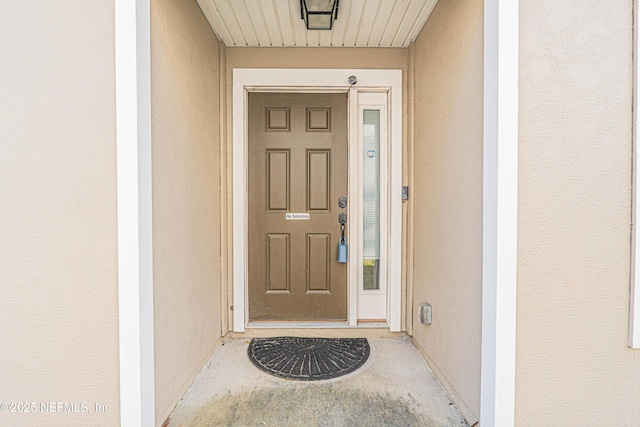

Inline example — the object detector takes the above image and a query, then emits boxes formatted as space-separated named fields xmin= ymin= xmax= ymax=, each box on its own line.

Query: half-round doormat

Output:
xmin=247 ymin=337 xmax=370 ymax=381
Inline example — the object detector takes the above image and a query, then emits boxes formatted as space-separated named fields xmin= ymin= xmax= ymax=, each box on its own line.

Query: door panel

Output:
xmin=266 ymin=234 xmax=289 ymax=292
xmin=307 ymin=234 xmax=330 ymax=292
xmin=248 ymin=92 xmax=348 ymax=321
xmin=307 ymin=150 xmax=330 ymax=211
xmin=266 ymin=150 xmax=290 ymax=211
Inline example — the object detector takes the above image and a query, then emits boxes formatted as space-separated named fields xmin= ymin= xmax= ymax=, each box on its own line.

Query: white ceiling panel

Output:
xmin=369 ymin=0 xmax=397 ymax=46
xmin=196 ymin=0 xmax=438 ymax=48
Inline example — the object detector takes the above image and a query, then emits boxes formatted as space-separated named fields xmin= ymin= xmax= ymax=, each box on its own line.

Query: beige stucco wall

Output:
xmin=225 ymin=46 xmax=407 ymax=71
xmin=151 ymin=0 xmax=223 ymax=423
xmin=0 ymin=1 xmax=120 ymax=426
xmin=409 ymin=0 xmax=483 ymax=422
xmin=517 ymin=0 xmax=640 ymax=424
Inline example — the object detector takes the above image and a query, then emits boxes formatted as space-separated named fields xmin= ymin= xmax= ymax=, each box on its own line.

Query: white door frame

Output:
xmin=232 ymin=69 xmax=403 ymax=332
xmin=115 ymin=1 xmax=518 ymax=425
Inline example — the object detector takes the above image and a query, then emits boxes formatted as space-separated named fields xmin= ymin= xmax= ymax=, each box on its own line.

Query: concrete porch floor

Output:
xmin=166 ymin=335 xmax=468 ymax=427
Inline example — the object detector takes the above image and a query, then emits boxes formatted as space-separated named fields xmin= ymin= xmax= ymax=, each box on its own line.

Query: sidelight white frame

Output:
xmin=630 ymin=0 xmax=640 ymax=349
xmin=232 ymin=69 xmax=403 ymax=332
xmin=356 ymin=93 xmax=389 ymax=320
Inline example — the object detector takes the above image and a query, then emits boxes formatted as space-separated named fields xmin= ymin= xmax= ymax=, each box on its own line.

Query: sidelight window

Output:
xmin=362 ymin=110 xmax=381 ymax=291
xmin=356 ymin=93 xmax=388 ymax=322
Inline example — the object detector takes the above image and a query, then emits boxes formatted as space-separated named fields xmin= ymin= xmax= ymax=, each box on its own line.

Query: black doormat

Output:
xmin=247 ymin=337 xmax=370 ymax=381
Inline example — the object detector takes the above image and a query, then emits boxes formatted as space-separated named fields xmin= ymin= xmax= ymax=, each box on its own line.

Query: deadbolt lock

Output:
xmin=338 ymin=196 xmax=347 ymax=208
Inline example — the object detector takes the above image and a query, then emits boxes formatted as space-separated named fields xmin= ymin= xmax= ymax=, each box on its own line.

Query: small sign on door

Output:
xmin=286 ymin=213 xmax=310 ymax=220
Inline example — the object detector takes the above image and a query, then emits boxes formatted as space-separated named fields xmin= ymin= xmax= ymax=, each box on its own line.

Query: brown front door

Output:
xmin=248 ymin=92 xmax=348 ymax=321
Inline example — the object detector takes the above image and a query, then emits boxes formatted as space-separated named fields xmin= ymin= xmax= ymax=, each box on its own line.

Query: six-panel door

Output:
xmin=248 ymin=92 xmax=348 ymax=321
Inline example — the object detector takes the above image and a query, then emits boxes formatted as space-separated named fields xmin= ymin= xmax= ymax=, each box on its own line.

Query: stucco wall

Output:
xmin=151 ymin=0 xmax=223 ymax=423
xmin=0 ymin=1 xmax=120 ymax=426
xmin=409 ymin=0 xmax=483 ymax=422
xmin=225 ymin=46 xmax=407 ymax=71
xmin=517 ymin=0 xmax=640 ymax=424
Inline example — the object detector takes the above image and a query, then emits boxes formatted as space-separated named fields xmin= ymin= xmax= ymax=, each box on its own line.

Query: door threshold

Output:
xmin=247 ymin=321 xmax=351 ymax=329
xmin=246 ymin=321 xmax=389 ymax=329
xmin=230 ymin=326 xmax=403 ymax=339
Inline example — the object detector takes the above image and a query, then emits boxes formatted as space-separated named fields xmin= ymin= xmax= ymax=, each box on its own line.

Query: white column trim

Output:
xmin=481 ymin=0 xmax=519 ymax=425
xmin=115 ymin=0 xmax=156 ymax=425
xmin=630 ymin=0 xmax=640 ymax=348
xmin=232 ymin=69 xmax=403 ymax=332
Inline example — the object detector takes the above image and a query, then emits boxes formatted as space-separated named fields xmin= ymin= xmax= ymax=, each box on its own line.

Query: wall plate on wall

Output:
xmin=419 ymin=302 xmax=432 ymax=325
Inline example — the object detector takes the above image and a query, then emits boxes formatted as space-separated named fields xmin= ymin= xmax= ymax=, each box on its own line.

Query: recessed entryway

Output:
xmin=116 ymin=2 xmax=519 ymax=424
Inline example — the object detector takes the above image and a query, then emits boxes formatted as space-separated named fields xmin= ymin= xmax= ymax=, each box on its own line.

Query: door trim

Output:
xmin=232 ymin=69 xmax=403 ymax=332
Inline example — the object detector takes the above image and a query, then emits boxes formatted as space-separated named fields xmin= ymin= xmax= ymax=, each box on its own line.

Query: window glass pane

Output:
xmin=363 ymin=110 xmax=380 ymax=290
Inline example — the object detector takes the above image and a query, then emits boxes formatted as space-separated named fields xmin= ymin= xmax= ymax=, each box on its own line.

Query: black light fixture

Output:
xmin=300 ymin=0 xmax=339 ymax=31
